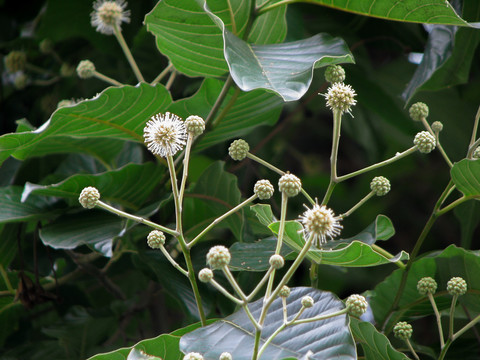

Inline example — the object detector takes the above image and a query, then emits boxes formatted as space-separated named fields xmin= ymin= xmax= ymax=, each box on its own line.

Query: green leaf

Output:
xmin=454 ymin=201 xmax=480 ymax=249
xmin=22 ymin=162 xmax=163 ymax=210
xmin=183 ymin=161 xmax=243 ymax=241
xmin=0 ymin=224 xmax=19 ymax=266
xmin=370 ymin=245 xmax=480 ymax=329
xmin=169 ymin=78 xmax=283 ymax=152
xmin=39 ymin=211 xmax=123 ymax=256
xmin=180 ymin=287 xmax=356 ymax=359
xmin=0 ymin=83 xmax=171 ymax=166
xmin=250 ymin=203 xmax=276 ymax=227
xmin=126 ymin=348 xmax=162 ymax=360
xmin=198 ymin=0 xmax=354 ymax=101
xmin=349 ymin=318 xmax=409 ymax=360
xmin=304 ymin=0 xmax=472 ymax=26
xmin=451 ymin=159 xmax=480 ymax=197
xmin=340 ymin=215 xmax=395 ymax=245
xmin=0 ymin=186 xmax=57 ymax=223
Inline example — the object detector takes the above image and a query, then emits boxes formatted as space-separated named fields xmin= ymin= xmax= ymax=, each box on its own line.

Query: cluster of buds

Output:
xmin=417 ymin=276 xmax=467 ymax=297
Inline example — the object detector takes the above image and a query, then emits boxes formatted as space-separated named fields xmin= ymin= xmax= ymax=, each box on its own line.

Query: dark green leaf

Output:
xmin=0 ymin=223 xmax=19 ymax=266
xmin=180 ymin=287 xmax=355 ymax=359
xmin=451 ymin=159 xmax=480 ymax=197
xmin=349 ymin=318 xmax=409 ymax=360
xmin=454 ymin=201 xmax=480 ymax=249
xmin=0 ymin=186 xmax=57 ymax=223
xmin=22 ymin=162 xmax=163 ymax=210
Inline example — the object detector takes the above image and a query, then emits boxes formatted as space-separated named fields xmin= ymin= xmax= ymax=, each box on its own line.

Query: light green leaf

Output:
xmin=349 ymin=318 xmax=409 ymax=360
xmin=0 ymin=83 xmax=171 ymax=166
xmin=302 ymin=0 xmax=473 ymax=27
xmin=451 ymin=159 xmax=480 ymax=197
xmin=180 ymin=287 xmax=356 ymax=359
xmin=22 ymin=163 xmax=163 ymax=210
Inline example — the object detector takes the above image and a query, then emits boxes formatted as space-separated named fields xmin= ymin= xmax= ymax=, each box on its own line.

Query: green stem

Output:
xmin=209 ymin=279 xmax=243 ymax=305
xmin=322 ymin=108 xmax=342 ymax=205
xmin=405 ymin=338 xmax=420 ymax=360
xmin=247 ymin=268 xmax=273 ymax=301
xmin=222 ymin=266 xmax=247 ymax=301
xmin=256 ymin=0 xmax=298 ymax=15
xmin=421 ymin=117 xmax=452 ymax=167
xmin=151 ymin=62 xmax=173 ymax=85
xmin=252 ymin=330 xmax=262 ymax=360
xmin=188 ymin=194 xmax=257 ymax=248
xmin=167 ymin=155 xmax=182 ymax=231
xmin=427 ymin=292 xmax=445 ymax=348
xmin=340 ymin=191 xmax=375 ymax=218
xmin=113 ymin=25 xmax=144 ymax=83
xmin=93 ymin=70 xmax=123 ymax=86
xmin=205 ymin=75 xmax=233 ymax=125
xmin=468 ymin=105 xmax=480 ymax=154
xmin=436 ymin=196 xmax=471 ymax=217
xmin=452 ymin=313 xmax=480 ymax=341
xmin=165 ymin=69 xmax=177 ymax=90
xmin=449 ymin=294 xmax=458 ymax=339
xmin=290 ymin=308 xmax=347 ymax=325
xmin=179 ymin=134 xmax=194 ymax=206
xmin=211 ymin=86 xmax=241 ymax=127
xmin=257 ymin=323 xmax=286 ymax=359
xmin=336 ymin=147 xmax=417 ymax=183
xmin=159 ymin=245 xmax=188 ymax=277
xmin=371 ymin=244 xmax=406 ymax=270
xmin=95 ymin=201 xmax=178 ymax=236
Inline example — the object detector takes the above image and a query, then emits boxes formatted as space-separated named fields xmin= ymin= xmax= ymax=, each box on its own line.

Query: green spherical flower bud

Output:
xmin=414 ymin=131 xmax=436 ymax=154
xmin=228 ymin=139 xmax=249 ymax=161
xmin=60 ymin=63 xmax=75 ymax=77
xmin=393 ymin=321 xmax=413 ymax=340
xmin=324 ymin=82 xmax=357 ymax=115
xmin=76 ymin=60 xmax=96 ymax=79
xmin=4 ymin=51 xmax=27 ymax=73
xmin=79 ymin=186 xmax=100 ymax=209
xmin=183 ymin=352 xmax=204 ymax=360
xmin=278 ymin=173 xmax=302 ymax=197
xmin=14 ymin=73 xmax=28 ymax=90
xmin=269 ymin=254 xmax=284 ymax=270
xmin=370 ymin=176 xmax=391 ymax=196
xmin=417 ymin=277 xmax=437 ymax=295
xmin=147 ymin=230 xmax=165 ymax=249
xmin=345 ymin=294 xmax=368 ymax=317
xmin=185 ymin=115 xmax=205 ymax=136
xmin=431 ymin=121 xmax=443 ymax=133
xmin=206 ymin=245 xmax=231 ymax=269
xmin=409 ymin=102 xmax=429 ymax=121
xmin=324 ymin=65 xmax=346 ymax=83
xmin=279 ymin=285 xmax=291 ymax=298
xmin=473 ymin=146 xmax=480 ymax=159
xmin=301 ymin=295 xmax=314 ymax=308
xmin=219 ymin=352 xmax=232 ymax=360
xmin=39 ymin=39 xmax=54 ymax=54
xmin=447 ymin=277 xmax=467 ymax=296
xmin=198 ymin=268 xmax=214 ymax=283
xmin=254 ymin=179 xmax=274 ymax=200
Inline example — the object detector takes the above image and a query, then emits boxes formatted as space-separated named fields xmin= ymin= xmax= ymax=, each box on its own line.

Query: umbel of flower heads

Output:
xmin=91 ymin=0 xmax=130 ymax=35
xmin=144 ymin=112 xmax=187 ymax=157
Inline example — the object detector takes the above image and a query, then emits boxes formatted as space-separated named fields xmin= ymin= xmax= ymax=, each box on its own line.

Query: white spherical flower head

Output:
xmin=323 ymin=82 xmax=357 ymax=116
xmin=198 ymin=268 xmax=214 ymax=283
xmin=147 ymin=230 xmax=165 ymax=249
xmin=300 ymin=204 xmax=342 ymax=246
xmin=91 ymin=0 xmax=130 ymax=35
xmin=183 ymin=352 xmax=204 ymax=360
xmin=79 ymin=187 xmax=100 ymax=209
xmin=219 ymin=352 xmax=232 ymax=360
xmin=206 ymin=245 xmax=231 ymax=269
xmin=144 ymin=112 xmax=187 ymax=157
xmin=254 ymin=179 xmax=274 ymax=200
xmin=269 ymin=254 xmax=284 ymax=269
xmin=414 ymin=131 xmax=436 ymax=154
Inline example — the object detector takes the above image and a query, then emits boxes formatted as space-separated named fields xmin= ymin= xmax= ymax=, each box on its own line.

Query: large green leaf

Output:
xmin=349 ymin=318 xmax=409 ymax=360
xmin=0 ymin=83 xmax=171 ymax=166
xmin=145 ymin=0 xmax=287 ymax=78
xmin=169 ymin=78 xmax=283 ymax=151
xmin=183 ymin=161 xmax=243 ymax=241
xmin=451 ymin=159 xmax=480 ymax=197
xmin=370 ymin=245 xmax=480 ymax=329
xmin=0 ymin=186 xmax=57 ymax=223
xmin=22 ymin=162 xmax=163 ymax=210
xmin=39 ymin=211 xmax=123 ymax=256
xmin=180 ymin=287 xmax=356 ymax=359
xmin=303 ymin=0 xmax=473 ymax=26
xmin=454 ymin=201 xmax=480 ymax=249
xmin=198 ymin=0 xmax=354 ymax=101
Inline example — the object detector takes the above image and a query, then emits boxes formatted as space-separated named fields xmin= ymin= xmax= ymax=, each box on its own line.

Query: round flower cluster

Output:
xmin=147 ymin=230 xmax=166 ymax=249
xmin=219 ymin=352 xmax=232 ymax=360
xmin=185 ymin=115 xmax=205 ymax=137
xmin=91 ymin=0 xmax=131 ymax=35
xmin=79 ymin=187 xmax=100 ymax=209
xmin=324 ymin=65 xmax=345 ymax=83
xmin=473 ymin=146 xmax=480 ymax=159
xmin=278 ymin=173 xmax=302 ymax=197
xmin=414 ymin=131 xmax=436 ymax=154
xmin=206 ymin=245 xmax=231 ymax=269
xmin=76 ymin=60 xmax=96 ymax=79
xmin=409 ymin=102 xmax=429 ymax=121
xmin=4 ymin=51 xmax=26 ymax=73
xmin=198 ymin=268 xmax=214 ymax=283
xmin=393 ymin=321 xmax=413 ymax=340
xmin=300 ymin=204 xmax=342 ymax=246
xmin=279 ymin=285 xmax=291 ymax=298
xmin=431 ymin=121 xmax=443 ymax=133
xmin=14 ymin=73 xmax=28 ymax=90
xmin=228 ymin=139 xmax=249 ymax=161
xmin=447 ymin=277 xmax=467 ymax=296
xmin=269 ymin=254 xmax=284 ymax=270
xmin=370 ymin=176 xmax=391 ymax=196
xmin=183 ymin=353 xmax=203 ymax=360
xmin=144 ymin=112 xmax=187 ymax=157
xmin=417 ymin=277 xmax=437 ymax=295
xmin=345 ymin=294 xmax=368 ymax=317
xmin=301 ymin=296 xmax=314 ymax=308
xmin=254 ymin=179 xmax=274 ymax=200
xmin=323 ymin=82 xmax=357 ymax=115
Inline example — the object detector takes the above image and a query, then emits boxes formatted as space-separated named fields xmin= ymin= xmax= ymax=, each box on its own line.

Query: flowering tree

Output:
xmin=1 ymin=1 xmax=480 ymax=359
